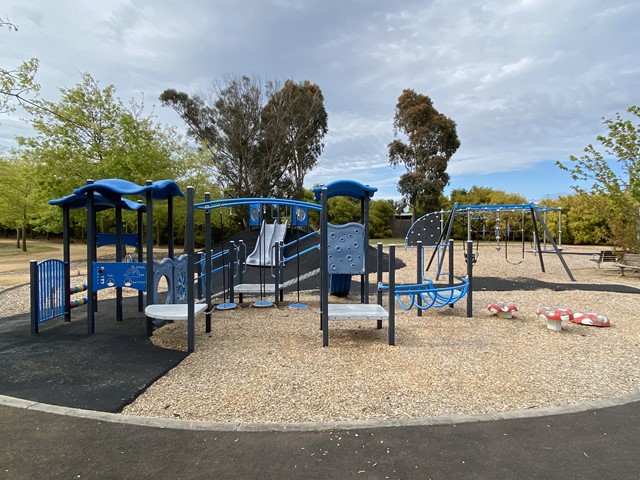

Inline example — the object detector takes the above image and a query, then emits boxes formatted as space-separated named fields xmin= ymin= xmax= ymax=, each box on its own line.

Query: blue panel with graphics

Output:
xmin=292 ymin=205 xmax=308 ymax=227
xmin=327 ymin=222 xmax=365 ymax=274
xmin=93 ymin=262 xmax=147 ymax=292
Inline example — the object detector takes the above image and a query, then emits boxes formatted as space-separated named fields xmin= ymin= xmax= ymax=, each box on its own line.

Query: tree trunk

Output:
xmin=16 ymin=229 xmax=20 ymax=249
xmin=22 ymin=207 xmax=27 ymax=252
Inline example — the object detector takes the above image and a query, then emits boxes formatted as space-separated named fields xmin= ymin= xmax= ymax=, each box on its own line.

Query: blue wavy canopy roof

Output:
xmin=49 ymin=192 xmax=146 ymax=211
xmin=312 ymin=179 xmax=377 ymax=201
xmin=73 ymin=178 xmax=184 ymax=200
xmin=50 ymin=178 xmax=183 ymax=210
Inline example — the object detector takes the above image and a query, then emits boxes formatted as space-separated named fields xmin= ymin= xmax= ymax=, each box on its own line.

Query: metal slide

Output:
xmin=245 ymin=220 xmax=289 ymax=266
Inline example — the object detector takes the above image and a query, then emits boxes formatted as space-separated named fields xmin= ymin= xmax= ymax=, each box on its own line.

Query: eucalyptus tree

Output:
xmin=388 ymin=89 xmax=460 ymax=221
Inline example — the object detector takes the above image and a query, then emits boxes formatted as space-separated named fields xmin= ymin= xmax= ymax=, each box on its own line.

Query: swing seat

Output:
xmin=145 ymin=302 xmax=207 ymax=321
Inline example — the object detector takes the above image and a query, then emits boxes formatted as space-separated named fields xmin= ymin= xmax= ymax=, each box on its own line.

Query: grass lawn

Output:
xmin=0 ymin=239 xmax=59 ymax=258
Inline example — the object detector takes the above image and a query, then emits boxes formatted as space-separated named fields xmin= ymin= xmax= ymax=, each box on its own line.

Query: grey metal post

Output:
xmin=228 ymin=241 xmax=236 ymax=305
xmin=86 ymin=180 xmax=95 ymax=334
xmin=145 ymin=180 xmax=154 ymax=337
xmin=362 ymin=192 xmax=371 ymax=304
xmin=186 ymin=186 xmax=195 ymax=353
xmin=167 ymin=194 xmax=174 ymax=259
xmin=115 ymin=205 xmax=123 ymax=322
xmin=388 ymin=244 xmax=395 ymax=346
xmin=530 ymin=207 xmax=545 ymax=273
xmin=416 ymin=241 xmax=423 ymax=317
xmin=466 ymin=240 xmax=473 ymax=318
xmin=534 ymin=208 xmax=575 ymax=281
xmin=137 ymin=204 xmax=144 ymax=313
xmin=376 ymin=242 xmax=383 ymax=329
xmin=449 ymin=239 xmax=455 ymax=308
xmin=274 ymin=241 xmax=281 ymax=307
xmin=63 ymin=206 xmax=71 ymax=322
xmin=204 ymin=193 xmax=212 ymax=333
xmin=321 ymin=188 xmax=329 ymax=346
xmin=30 ymin=260 xmax=38 ymax=334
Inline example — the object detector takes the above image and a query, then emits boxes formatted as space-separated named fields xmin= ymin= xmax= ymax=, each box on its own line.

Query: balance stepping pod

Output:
xmin=571 ymin=312 xmax=611 ymax=327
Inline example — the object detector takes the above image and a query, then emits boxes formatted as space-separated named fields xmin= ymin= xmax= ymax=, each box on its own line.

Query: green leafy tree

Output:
xmin=557 ymin=106 xmax=640 ymax=250
xmin=160 ymin=75 xmax=328 ymax=201
xmin=388 ymin=89 xmax=460 ymax=221
xmin=369 ymin=199 xmax=394 ymax=239
xmin=0 ymin=151 xmax=39 ymax=250
xmin=0 ymin=18 xmax=40 ymax=116
xmin=541 ymin=194 xmax=610 ymax=246
xmin=17 ymin=73 xmax=189 ymax=237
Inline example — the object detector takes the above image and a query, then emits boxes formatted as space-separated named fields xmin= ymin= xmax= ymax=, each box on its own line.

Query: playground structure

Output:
xmin=31 ymin=178 xmax=471 ymax=351
xmin=31 ymin=178 xmax=185 ymax=335
xmin=405 ymin=203 xmax=574 ymax=282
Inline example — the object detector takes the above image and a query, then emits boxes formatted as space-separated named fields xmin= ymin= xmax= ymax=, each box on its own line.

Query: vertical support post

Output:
xmin=362 ymin=192 xmax=371 ymax=304
xmin=85 ymin=180 xmax=95 ymax=334
xmin=228 ymin=241 xmax=236 ymax=305
xmin=137 ymin=205 xmax=144 ymax=313
xmin=376 ymin=242 xmax=383 ymax=329
xmin=167 ymin=194 xmax=174 ymax=259
xmin=145 ymin=180 xmax=154 ymax=337
xmin=416 ymin=241 xmax=423 ymax=317
xmin=274 ymin=241 xmax=281 ymax=307
xmin=30 ymin=260 xmax=39 ymax=334
xmin=388 ymin=244 xmax=396 ymax=346
xmin=238 ymin=240 xmax=245 ymax=304
xmin=534 ymin=208 xmax=575 ymax=281
xmin=466 ymin=240 xmax=473 ymax=318
xmin=376 ymin=243 xmax=383 ymax=304
xmin=186 ymin=186 xmax=195 ymax=353
xmin=204 ymin=193 xmax=212 ymax=334
xmin=321 ymin=188 xmax=329 ymax=346
xmin=558 ymin=207 xmax=563 ymax=248
xmin=63 ymin=206 xmax=71 ymax=322
xmin=449 ymin=239 xmax=455 ymax=308
xmin=531 ymin=207 xmax=545 ymax=273
xmin=115 ymin=205 xmax=123 ymax=322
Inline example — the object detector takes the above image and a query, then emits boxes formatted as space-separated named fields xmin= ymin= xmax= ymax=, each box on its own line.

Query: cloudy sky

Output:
xmin=1 ymin=0 xmax=638 ymax=202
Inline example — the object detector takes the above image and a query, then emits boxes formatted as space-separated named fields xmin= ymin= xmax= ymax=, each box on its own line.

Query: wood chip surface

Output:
xmin=3 ymin=243 xmax=639 ymax=425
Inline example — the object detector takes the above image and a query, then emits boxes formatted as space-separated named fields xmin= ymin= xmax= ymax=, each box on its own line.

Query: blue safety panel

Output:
xmin=93 ymin=262 xmax=147 ymax=292
xmin=327 ymin=222 xmax=365 ymax=274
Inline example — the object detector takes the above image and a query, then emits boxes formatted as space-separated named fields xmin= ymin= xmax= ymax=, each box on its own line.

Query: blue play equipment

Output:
xmin=31 ymin=178 xmax=186 ymax=337
xmin=404 ymin=203 xmax=574 ymax=282
xmin=192 ymin=196 xmax=322 ymax=310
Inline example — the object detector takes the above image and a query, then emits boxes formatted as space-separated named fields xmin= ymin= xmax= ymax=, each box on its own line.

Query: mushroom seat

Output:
xmin=487 ymin=302 xmax=519 ymax=318
xmin=571 ymin=312 xmax=610 ymax=327
xmin=536 ymin=306 xmax=573 ymax=331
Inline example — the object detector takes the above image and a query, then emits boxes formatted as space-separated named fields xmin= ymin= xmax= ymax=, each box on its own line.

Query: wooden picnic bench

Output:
xmin=611 ymin=253 xmax=640 ymax=276
xmin=590 ymin=250 xmax=617 ymax=268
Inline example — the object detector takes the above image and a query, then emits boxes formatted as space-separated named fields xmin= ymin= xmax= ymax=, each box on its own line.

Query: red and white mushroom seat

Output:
xmin=487 ymin=302 xmax=519 ymax=318
xmin=571 ymin=312 xmax=611 ymax=327
xmin=536 ymin=306 xmax=573 ymax=331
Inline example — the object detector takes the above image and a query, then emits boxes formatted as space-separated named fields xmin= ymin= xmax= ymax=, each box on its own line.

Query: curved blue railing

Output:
xmin=380 ymin=277 xmax=469 ymax=311
xmin=194 ymin=197 xmax=322 ymax=211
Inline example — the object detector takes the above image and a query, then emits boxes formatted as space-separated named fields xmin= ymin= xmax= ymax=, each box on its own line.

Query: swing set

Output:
xmin=415 ymin=202 xmax=574 ymax=282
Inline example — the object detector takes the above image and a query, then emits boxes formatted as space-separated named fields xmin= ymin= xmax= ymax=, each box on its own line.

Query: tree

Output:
xmin=17 ymin=73 xmax=190 ymax=237
xmin=1 ymin=18 xmax=40 ymax=116
xmin=388 ymin=89 xmax=460 ymax=221
xmin=369 ymin=199 xmax=394 ymax=239
xmin=19 ymin=73 xmax=186 ymax=196
xmin=261 ymin=80 xmax=328 ymax=198
xmin=0 ymin=151 xmax=39 ymax=250
xmin=557 ymin=106 xmax=640 ymax=250
xmin=160 ymin=75 xmax=328 ymax=200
